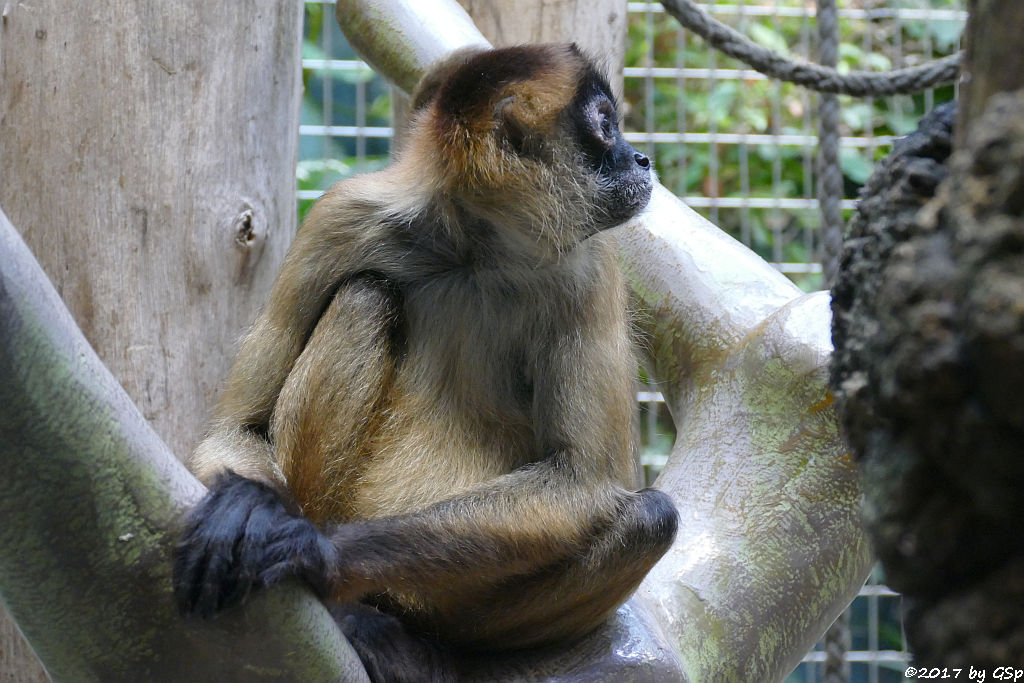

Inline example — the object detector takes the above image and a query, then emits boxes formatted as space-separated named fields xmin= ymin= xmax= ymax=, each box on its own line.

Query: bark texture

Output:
xmin=0 ymin=1 xmax=300 ymax=460
xmin=956 ymin=0 xmax=1024 ymax=150
xmin=0 ymin=1 xmax=302 ymax=678
xmin=832 ymin=0 xmax=1024 ymax=665
xmin=0 ymin=616 xmax=45 ymax=683
xmin=831 ymin=96 xmax=1024 ymax=666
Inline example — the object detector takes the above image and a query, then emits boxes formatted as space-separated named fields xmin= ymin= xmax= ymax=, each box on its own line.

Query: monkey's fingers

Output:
xmin=172 ymin=471 xmax=271 ymax=617
xmin=248 ymin=517 xmax=340 ymax=598
xmin=173 ymin=520 xmax=249 ymax=618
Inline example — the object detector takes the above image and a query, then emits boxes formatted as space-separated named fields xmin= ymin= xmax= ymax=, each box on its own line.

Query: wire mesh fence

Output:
xmin=299 ymin=2 xmax=965 ymax=680
xmin=624 ymin=1 xmax=963 ymax=292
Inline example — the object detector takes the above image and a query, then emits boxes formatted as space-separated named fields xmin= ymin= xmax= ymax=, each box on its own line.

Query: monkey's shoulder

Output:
xmin=299 ymin=168 xmax=424 ymax=243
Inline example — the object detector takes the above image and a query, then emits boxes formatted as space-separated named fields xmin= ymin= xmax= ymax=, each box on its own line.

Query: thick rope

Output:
xmin=817 ymin=0 xmax=844 ymax=286
xmin=659 ymin=0 xmax=961 ymax=96
xmin=659 ymin=0 xmax=959 ymax=283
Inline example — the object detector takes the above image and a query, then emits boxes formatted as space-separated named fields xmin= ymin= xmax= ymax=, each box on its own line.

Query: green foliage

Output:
xmin=300 ymin=1 xmax=962 ymax=285
xmin=298 ymin=3 xmax=392 ymax=223
xmin=622 ymin=2 xmax=961 ymax=288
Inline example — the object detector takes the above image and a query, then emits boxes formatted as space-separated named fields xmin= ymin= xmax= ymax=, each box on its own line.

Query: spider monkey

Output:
xmin=174 ymin=44 xmax=677 ymax=681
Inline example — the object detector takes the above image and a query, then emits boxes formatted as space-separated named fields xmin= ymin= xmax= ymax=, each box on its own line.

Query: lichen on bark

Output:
xmin=831 ymin=94 xmax=1024 ymax=665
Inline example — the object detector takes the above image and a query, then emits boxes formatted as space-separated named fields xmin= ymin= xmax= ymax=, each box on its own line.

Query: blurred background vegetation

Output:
xmin=624 ymin=1 xmax=959 ymax=292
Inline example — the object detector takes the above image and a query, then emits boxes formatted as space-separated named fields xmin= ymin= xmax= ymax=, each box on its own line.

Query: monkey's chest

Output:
xmin=351 ymin=287 xmax=547 ymax=516
xmin=400 ymin=278 xmax=547 ymax=407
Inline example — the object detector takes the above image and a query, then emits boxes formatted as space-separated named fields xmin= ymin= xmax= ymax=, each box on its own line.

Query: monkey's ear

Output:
xmin=412 ymin=46 xmax=489 ymax=111
xmin=491 ymin=77 xmax=568 ymax=151
xmin=493 ymin=95 xmax=530 ymax=152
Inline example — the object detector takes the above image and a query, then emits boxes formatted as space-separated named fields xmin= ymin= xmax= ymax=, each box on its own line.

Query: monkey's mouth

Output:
xmin=605 ymin=176 xmax=653 ymax=223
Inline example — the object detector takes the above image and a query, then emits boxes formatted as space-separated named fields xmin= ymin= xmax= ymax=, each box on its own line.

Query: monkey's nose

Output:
xmin=634 ymin=152 xmax=650 ymax=169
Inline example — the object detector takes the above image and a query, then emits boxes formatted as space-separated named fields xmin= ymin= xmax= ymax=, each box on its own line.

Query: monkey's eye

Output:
xmin=597 ymin=108 xmax=616 ymax=141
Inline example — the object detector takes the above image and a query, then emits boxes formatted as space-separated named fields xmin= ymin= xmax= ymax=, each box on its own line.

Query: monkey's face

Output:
xmin=569 ymin=73 xmax=653 ymax=232
xmin=415 ymin=44 xmax=654 ymax=254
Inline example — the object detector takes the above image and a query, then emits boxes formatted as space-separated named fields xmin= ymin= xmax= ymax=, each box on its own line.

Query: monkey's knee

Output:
xmin=620 ymin=488 xmax=679 ymax=559
xmin=546 ymin=489 xmax=678 ymax=637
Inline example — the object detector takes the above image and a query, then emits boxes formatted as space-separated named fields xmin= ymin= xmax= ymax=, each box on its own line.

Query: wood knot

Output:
xmin=230 ymin=201 xmax=267 ymax=286
xmin=234 ymin=207 xmax=257 ymax=248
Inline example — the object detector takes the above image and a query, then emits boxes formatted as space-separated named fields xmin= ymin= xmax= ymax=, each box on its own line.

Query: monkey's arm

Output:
xmin=326 ymin=263 xmax=653 ymax=596
xmin=187 ymin=188 xmax=380 ymax=486
xmin=314 ymin=283 xmax=675 ymax=649
xmin=175 ymin=192 xmax=392 ymax=617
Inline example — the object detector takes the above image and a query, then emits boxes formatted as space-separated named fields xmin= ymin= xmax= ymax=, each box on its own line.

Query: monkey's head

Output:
xmin=408 ymin=44 xmax=654 ymax=255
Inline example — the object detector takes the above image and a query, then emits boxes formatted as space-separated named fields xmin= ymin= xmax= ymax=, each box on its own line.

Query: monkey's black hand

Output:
xmin=173 ymin=471 xmax=339 ymax=619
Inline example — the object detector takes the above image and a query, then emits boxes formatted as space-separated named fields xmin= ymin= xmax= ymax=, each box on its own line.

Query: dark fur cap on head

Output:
xmin=407 ymin=44 xmax=612 ymax=193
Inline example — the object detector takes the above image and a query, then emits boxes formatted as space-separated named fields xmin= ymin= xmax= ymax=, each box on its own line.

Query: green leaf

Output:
xmin=840 ymin=102 xmax=874 ymax=132
xmin=837 ymin=43 xmax=863 ymax=63
xmin=884 ymin=110 xmax=920 ymax=136
xmin=741 ymin=107 xmax=768 ymax=132
xmin=707 ymin=81 xmax=738 ymax=122
xmin=863 ymin=53 xmax=892 ymax=72
xmin=928 ymin=19 xmax=964 ymax=51
xmin=840 ymin=149 xmax=875 ymax=185
xmin=302 ymin=42 xmax=328 ymax=61
xmin=748 ymin=23 xmax=789 ymax=56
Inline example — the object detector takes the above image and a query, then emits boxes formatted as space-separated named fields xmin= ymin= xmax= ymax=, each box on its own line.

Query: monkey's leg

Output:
xmin=326 ymin=478 xmax=677 ymax=650
xmin=174 ymin=275 xmax=400 ymax=617
xmin=271 ymin=275 xmax=401 ymax=525
xmin=446 ymin=486 xmax=679 ymax=649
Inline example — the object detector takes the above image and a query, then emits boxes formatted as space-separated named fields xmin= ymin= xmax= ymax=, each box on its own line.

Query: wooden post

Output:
xmin=0 ymin=2 xmax=303 ymax=678
xmin=0 ymin=1 xmax=301 ymax=460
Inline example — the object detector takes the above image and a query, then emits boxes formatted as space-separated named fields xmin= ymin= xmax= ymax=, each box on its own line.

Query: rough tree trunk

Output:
xmin=831 ymin=0 xmax=1024 ymax=666
xmin=0 ymin=2 xmax=300 ymax=458
xmin=0 ymin=1 xmax=301 ymax=678
xmin=955 ymin=0 xmax=1024 ymax=150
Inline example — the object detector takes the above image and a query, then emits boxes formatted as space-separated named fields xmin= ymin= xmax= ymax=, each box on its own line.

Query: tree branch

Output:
xmin=0 ymin=207 xmax=368 ymax=683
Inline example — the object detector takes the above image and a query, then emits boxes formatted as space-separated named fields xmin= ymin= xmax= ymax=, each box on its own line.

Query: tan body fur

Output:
xmin=180 ymin=44 xmax=676 ymax=654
